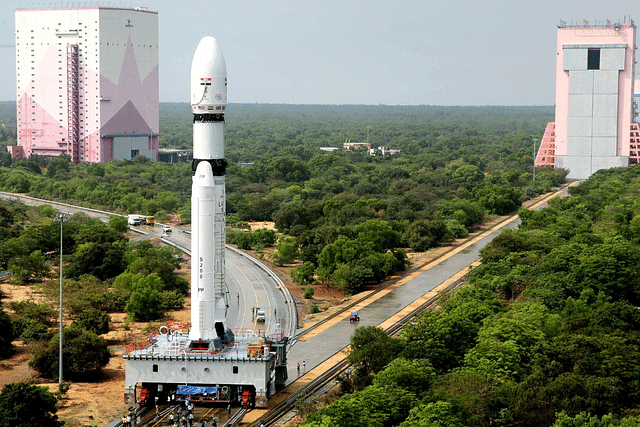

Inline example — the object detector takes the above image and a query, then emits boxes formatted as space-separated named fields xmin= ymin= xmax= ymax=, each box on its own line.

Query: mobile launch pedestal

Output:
xmin=123 ymin=324 xmax=288 ymax=408
xmin=124 ymin=37 xmax=287 ymax=409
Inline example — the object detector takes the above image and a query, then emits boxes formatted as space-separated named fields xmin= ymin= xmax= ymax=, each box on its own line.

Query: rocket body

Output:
xmin=189 ymin=37 xmax=229 ymax=343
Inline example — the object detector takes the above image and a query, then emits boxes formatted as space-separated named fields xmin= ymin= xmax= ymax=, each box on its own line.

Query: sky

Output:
xmin=0 ymin=0 xmax=639 ymax=105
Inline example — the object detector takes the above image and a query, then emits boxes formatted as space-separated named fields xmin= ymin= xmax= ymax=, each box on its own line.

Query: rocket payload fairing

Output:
xmin=189 ymin=37 xmax=232 ymax=345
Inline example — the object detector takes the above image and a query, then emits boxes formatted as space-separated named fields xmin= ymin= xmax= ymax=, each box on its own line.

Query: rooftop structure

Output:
xmin=10 ymin=6 xmax=159 ymax=163
xmin=535 ymin=18 xmax=639 ymax=179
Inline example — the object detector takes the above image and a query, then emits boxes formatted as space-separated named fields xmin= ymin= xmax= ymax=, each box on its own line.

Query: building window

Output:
xmin=233 ymin=366 xmax=238 ymax=374
xmin=152 ymin=364 xmax=158 ymax=372
xmin=588 ymin=48 xmax=600 ymax=70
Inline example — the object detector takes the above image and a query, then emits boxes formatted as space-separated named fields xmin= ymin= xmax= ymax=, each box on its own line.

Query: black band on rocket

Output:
xmin=193 ymin=114 xmax=225 ymax=123
xmin=192 ymin=158 xmax=227 ymax=176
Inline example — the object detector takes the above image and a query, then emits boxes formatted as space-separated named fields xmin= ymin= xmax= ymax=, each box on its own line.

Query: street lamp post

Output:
xmin=54 ymin=213 xmax=69 ymax=387
xmin=533 ymin=138 xmax=537 ymax=181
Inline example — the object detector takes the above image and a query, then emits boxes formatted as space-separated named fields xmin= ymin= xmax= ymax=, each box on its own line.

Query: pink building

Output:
xmin=10 ymin=6 xmax=159 ymax=163
xmin=536 ymin=19 xmax=638 ymax=179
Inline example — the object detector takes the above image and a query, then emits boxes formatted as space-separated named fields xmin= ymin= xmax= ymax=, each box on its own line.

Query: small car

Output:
xmin=349 ymin=312 xmax=360 ymax=322
xmin=162 ymin=225 xmax=172 ymax=233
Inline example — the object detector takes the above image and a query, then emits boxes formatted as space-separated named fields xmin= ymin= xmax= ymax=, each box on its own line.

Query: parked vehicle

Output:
xmin=128 ymin=214 xmax=146 ymax=226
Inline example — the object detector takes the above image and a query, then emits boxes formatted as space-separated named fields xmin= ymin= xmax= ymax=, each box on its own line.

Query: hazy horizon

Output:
xmin=1 ymin=1 xmax=638 ymax=105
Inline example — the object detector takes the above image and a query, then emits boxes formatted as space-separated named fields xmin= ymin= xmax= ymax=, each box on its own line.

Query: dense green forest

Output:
xmin=302 ymin=166 xmax=640 ymax=427
xmin=0 ymin=103 xmax=565 ymax=293
xmin=4 ymin=103 xmax=638 ymax=424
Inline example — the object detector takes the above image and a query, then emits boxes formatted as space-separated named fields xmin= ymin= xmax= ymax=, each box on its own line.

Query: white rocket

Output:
xmin=189 ymin=37 xmax=231 ymax=345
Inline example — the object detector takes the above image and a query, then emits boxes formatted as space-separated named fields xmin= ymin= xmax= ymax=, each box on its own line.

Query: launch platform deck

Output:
xmin=124 ymin=323 xmax=288 ymax=408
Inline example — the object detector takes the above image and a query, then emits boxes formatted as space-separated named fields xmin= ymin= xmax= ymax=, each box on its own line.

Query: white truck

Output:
xmin=127 ymin=214 xmax=146 ymax=226
xmin=255 ymin=309 xmax=266 ymax=323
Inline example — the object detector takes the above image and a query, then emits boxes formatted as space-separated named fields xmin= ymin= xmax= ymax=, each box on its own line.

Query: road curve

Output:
xmin=0 ymin=191 xmax=296 ymax=339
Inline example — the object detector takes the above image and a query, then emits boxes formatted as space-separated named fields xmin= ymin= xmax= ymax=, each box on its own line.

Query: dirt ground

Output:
xmin=0 ymin=208 xmax=519 ymax=426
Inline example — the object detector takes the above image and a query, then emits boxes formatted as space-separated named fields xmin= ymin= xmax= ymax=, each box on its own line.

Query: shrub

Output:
xmin=30 ymin=324 xmax=110 ymax=381
xmin=303 ymin=285 xmax=315 ymax=299
xmin=291 ymin=262 xmax=316 ymax=287
xmin=13 ymin=318 xmax=52 ymax=342
xmin=6 ymin=301 xmax=55 ymax=325
xmin=72 ymin=309 xmax=111 ymax=335
xmin=0 ymin=308 xmax=15 ymax=358
xmin=0 ymin=382 xmax=64 ymax=427
xmin=160 ymin=290 xmax=184 ymax=311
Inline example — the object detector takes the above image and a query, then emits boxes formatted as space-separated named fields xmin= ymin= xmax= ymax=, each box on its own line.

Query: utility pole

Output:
xmin=532 ymin=138 xmax=537 ymax=181
xmin=54 ymin=213 xmax=69 ymax=387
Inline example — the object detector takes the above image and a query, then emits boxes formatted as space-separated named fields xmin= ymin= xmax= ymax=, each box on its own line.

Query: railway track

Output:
xmin=249 ymin=272 xmax=470 ymax=426
xmin=241 ymin=185 xmax=575 ymax=425
xmin=287 ymin=213 xmax=512 ymax=345
xmin=121 ymin=403 xmax=244 ymax=427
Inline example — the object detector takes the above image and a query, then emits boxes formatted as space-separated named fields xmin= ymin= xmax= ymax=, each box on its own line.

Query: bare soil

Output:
xmin=0 ymin=208 xmax=523 ymax=426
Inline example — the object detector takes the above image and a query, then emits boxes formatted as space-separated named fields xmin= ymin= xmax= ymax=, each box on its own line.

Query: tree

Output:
xmin=66 ymin=240 xmax=126 ymax=281
xmin=403 ymin=219 xmax=448 ymax=251
xmin=479 ymin=229 xmax=534 ymax=263
xmin=0 ymin=382 xmax=63 ymax=427
xmin=304 ymin=385 xmax=416 ymax=427
xmin=274 ymin=237 xmax=298 ymax=265
xmin=462 ymin=311 xmax=549 ymax=382
xmin=291 ymin=262 xmax=316 ymax=286
xmin=44 ymin=154 xmax=70 ymax=178
xmin=353 ymin=219 xmax=401 ymax=252
xmin=429 ymin=370 xmax=513 ymax=426
xmin=552 ymin=411 xmax=640 ymax=427
xmin=8 ymin=249 xmax=50 ymax=284
xmin=125 ymin=244 xmax=186 ymax=294
xmin=401 ymin=287 xmax=503 ymax=372
xmin=273 ymin=200 xmax=309 ymax=232
xmin=348 ymin=326 xmax=403 ymax=389
xmin=399 ymin=401 xmax=466 ymax=427
xmin=72 ymin=309 xmax=111 ymax=335
xmin=7 ymin=301 xmax=54 ymax=342
xmin=473 ymin=183 xmax=522 ymax=215
xmin=372 ymin=358 xmax=436 ymax=395
xmin=450 ymin=164 xmax=485 ymax=190
xmin=120 ymin=273 xmax=166 ymax=321
xmin=0 ymin=307 xmax=15 ymax=358
xmin=108 ymin=215 xmax=129 ymax=233
xmin=30 ymin=323 xmax=110 ymax=381
xmin=435 ymin=198 xmax=486 ymax=228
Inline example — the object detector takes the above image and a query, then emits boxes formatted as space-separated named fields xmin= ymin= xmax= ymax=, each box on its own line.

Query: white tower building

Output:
xmin=11 ymin=6 xmax=159 ymax=163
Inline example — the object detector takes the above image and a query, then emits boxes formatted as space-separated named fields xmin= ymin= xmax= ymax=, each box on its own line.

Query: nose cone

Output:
xmin=191 ymin=36 xmax=227 ymax=112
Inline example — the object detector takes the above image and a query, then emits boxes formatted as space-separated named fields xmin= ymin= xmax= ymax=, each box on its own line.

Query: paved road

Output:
xmin=161 ymin=229 xmax=294 ymax=335
xmin=0 ymin=191 xmax=296 ymax=339
xmin=284 ymin=185 xmax=574 ymax=383
xmin=0 ymin=186 xmax=573 ymax=382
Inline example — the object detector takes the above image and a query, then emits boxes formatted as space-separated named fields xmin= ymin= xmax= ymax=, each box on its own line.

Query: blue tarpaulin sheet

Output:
xmin=177 ymin=385 xmax=219 ymax=395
